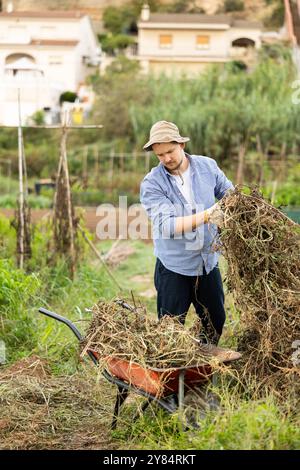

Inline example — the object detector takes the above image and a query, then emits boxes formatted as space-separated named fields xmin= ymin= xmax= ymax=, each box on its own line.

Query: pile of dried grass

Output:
xmin=219 ymin=187 xmax=300 ymax=396
xmin=81 ymin=301 xmax=214 ymax=370
xmin=0 ymin=369 xmax=114 ymax=450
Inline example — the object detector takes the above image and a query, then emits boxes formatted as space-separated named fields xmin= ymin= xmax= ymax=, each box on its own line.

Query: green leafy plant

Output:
xmin=0 ymin=259 xmax=41 ymax=356
xmin=59 ymin=91 xmax=78 ymax=105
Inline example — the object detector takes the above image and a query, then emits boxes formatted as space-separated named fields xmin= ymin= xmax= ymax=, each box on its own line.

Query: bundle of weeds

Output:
xmin=0 ymin=371 xmax=114 ymax=450
xmin=81 ymin=301 xmax=217 ymax=371
xmin=219 ymin=187 xmax=300 ymax=397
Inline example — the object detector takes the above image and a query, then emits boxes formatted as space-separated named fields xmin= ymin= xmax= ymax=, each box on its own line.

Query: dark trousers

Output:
xmin=154 ymin=258 xmax=226 ymax=344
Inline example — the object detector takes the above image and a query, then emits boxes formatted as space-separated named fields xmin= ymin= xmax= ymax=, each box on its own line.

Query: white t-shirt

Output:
xmin=172 ymin=163 xmax=195 ymax=207
xmin=173 ymin=162 xmax=202 ymax=249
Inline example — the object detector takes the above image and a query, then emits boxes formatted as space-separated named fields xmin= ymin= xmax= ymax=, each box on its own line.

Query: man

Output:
xmin=140 ymin=121 xmax=234 ymax=344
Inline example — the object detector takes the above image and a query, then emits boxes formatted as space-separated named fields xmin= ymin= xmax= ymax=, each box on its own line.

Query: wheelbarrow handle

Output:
xmin=38 ymin=307 xmax=83 ymax=341
xmin=38 ymin=307 xmax=181 ymax=416
xmin=38 ymin=307 xmax=99 ymax=365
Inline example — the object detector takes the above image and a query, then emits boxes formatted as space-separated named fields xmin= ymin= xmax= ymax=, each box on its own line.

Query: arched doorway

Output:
xmin=232 ymin=38 xmax=256 ymax=48
xmin=1 ymin=53 xmax=56 ymax=126
xmin=4 ymin=53 xmax=43 ymax=78
xmin=5 ymin=53 xmax=36 ymax=65
xmin=231 ymin=38 xmax=256 ymax=59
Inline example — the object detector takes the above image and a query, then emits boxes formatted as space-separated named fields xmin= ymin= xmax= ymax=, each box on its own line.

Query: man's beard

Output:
xmin=166 ymin=156 xmax=183 ymax=172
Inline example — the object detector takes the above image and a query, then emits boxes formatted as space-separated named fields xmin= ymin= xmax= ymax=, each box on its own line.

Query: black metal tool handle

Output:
xmin=38 ymin=307 xmax=99 ymax=365
xmin=38 ymin=307 xmax=83 ymax=341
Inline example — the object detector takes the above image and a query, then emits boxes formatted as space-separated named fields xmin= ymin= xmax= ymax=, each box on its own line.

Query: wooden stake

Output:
xmin=78 ymin=224 xmax=122 ymax=291
xmin=62 ymin=115 xmax=75 ymax=277
xmin=1 ymin=119 xmax=103 ymax=276
xmin=53 ymin=111 xmax=76 ymax=278
xmin=17 ymin=89 xmax=24 ymax=269
xmin=103 ymin=236 xmax=122 ymax=262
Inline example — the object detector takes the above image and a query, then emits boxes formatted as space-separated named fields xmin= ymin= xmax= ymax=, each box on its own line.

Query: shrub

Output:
xmin=29 ymin=110 xmax=46 ymax=125
xmin=0 ymin=259 xmax=41 ymax=357
xmin=222 ymin=0 xmax=245 ymax=12
xmin=101 ymin=34 xmax=136 ymax=54
xmin=0 ymin=215 xmax=16 ymax=259
xmin=59 ymin=91 xmax=78 ymax=105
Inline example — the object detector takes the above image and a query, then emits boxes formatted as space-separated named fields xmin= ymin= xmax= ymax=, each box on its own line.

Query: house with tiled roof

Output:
xmin=137 ymin=4 xmax=262 ymax=75
xmin=0 ymin=8 xmax=101 ymax=125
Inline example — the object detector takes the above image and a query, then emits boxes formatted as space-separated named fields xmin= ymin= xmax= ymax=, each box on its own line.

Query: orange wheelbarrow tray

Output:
xmin=38 ymin=306 xmax=242 ymax=430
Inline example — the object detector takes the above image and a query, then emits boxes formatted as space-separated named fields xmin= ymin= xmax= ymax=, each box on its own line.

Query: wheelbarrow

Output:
xmin=38 ymin=304 xmax=242 ymax=429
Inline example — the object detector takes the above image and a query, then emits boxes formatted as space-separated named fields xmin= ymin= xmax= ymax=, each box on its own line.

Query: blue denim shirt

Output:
xmin=140 ymin=154 xmax=233 ymax=276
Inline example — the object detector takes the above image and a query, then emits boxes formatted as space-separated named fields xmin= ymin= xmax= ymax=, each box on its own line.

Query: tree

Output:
xmin=102 ymin=7 xmax=125 ymax=35
xmin=102 ymin=1 xmax=162 ymax=35
xmin=258 ymin=43 xmax=293 ymax=63
xmin=220 ymin=0 xmax=245 ymax=13
xmin=263 ymin=0 xmax=285 ymax=28
xmin=161 ymin=0 xmax=206 ymax=13
xmin=100 ymin=34 xmax=136 ymax=55
xmin=91 ymin=57 xmax=151 ymax=142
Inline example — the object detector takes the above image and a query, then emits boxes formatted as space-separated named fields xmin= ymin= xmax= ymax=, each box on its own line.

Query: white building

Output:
xmin=0 ymin=10 xmax=101 ymax=125
xmin=138 ymin=5 xmax=262 ymax=76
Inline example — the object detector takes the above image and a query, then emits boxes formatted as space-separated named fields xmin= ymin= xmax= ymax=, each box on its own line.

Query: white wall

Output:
xmin=0 ymin=17 xmax=80 ymax=43
xmin=0 ymin=15 xmax=100 ymax=124
xmin=0 ymin=69 xmax=54 ymax=124
xmin=138 ymin=25 xmax=262 ymax=62
xmin=139 ymin=28 xmax=229 ymax=58
xmin=0 ymin=45 xmax=78 ymax=90
xmin=229 ymin=27 xmax=262 ymax=47
xmin=75 ymin=16 xmax=100 ymax=85
xmin=0 ymin=15 xmax=100 ymax=89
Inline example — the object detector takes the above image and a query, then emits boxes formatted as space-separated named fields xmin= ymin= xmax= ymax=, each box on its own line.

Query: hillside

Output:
xmin=1 ymin=0 xmax=125 ymax=20
xmin=1 ymin=0 xmax=278 ymax=25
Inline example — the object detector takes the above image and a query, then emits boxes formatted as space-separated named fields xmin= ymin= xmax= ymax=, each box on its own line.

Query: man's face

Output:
xmin=152 ymin=142 xmax=185 ymax=172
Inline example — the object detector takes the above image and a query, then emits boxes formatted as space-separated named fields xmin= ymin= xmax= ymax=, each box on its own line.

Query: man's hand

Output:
xmin=174 ymin=202 xmax=224 ymax=234
xmin=205 ymin=202 xmax=224 ymax=227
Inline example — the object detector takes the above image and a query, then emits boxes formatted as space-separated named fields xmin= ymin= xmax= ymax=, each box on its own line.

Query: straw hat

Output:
xmin=143 ymin=121 xmax=190 ymax=151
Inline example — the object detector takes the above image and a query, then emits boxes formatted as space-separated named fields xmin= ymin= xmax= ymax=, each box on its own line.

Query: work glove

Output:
xmin=205 ymin=202 xmax=224 ymax=227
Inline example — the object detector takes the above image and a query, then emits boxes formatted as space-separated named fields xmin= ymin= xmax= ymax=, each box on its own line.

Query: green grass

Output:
xmin=1 ymin=228 xmax=299 ymax=450
xmin=0 ymin=194 xmax=52 ymax=209
xmin=0 ymin=237 xmax=156 ymax=373
xmin=116 ymin=395 xmax=300 ymax=450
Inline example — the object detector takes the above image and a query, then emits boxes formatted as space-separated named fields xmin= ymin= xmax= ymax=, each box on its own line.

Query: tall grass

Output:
xmin=118 ymin=391 xmax=300 ymax=450
xmin=129 ymin=57 xmax=298 ymax=160
xmin=0 ymin=228 xmax=154 ymax=372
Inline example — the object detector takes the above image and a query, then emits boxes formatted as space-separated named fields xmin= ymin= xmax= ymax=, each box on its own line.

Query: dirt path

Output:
xmin=0 ymin=207 xmax=152 ymax=241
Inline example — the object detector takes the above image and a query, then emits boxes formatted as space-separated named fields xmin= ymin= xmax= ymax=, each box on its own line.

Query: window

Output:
xmin=159 ymin=34 xmax=173 ymax=49
xmin=48 ymin=56 xmax=63 ymax=65
xmin=196 ymin=35 xmax=210 ymax=49
xmin=8 ymin=25 xmax=27 ymax=30
xmin=41 ymin=25 xmax=56 ymax=31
